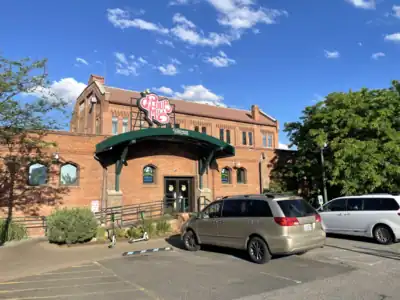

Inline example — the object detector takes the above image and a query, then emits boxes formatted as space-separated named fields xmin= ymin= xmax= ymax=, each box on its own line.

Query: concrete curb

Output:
xmin=122 ymin=247 xmax=173 ymax=256
xmin=0 ymin=237 xmax=47 ymax=248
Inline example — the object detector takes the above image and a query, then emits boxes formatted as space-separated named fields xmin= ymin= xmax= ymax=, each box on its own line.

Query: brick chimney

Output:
xmin=251 ymin=104 xmax=260 ymax=121
xmin=88 ymin=74 xmax=105 ymax=85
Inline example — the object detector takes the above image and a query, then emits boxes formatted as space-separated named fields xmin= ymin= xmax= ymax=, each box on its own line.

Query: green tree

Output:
xmin=0 ymin=55 xmax=68 ymax=244
xmin=284 ymin=81 xmax=400 ymax=198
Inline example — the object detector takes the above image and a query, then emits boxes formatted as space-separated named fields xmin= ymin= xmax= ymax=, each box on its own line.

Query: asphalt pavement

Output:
xmin=0 ymin=235 xmax=399 ymax=300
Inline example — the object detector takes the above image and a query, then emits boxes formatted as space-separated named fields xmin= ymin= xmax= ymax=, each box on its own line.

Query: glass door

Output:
xmin=177 ymin=179 xmax=190 ymax=212
xmin=164 ymin=179 xmax=178 ymax=212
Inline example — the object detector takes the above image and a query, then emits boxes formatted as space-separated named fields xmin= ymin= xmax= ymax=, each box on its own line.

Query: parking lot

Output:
xmin=0 ymin=236 xmax=399 ymax=300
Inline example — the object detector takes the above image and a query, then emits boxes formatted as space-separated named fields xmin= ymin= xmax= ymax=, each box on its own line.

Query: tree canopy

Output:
xmin=284 ymin=81 xmax=400 ymax=198
xmin=0 ymin=55 xmax=68 ymax=244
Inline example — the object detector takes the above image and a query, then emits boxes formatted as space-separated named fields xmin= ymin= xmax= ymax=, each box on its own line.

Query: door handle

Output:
xmin=336 ymin=213 xmax=343 ymax=216
xmin=343 ymin=213 xmax=350 ymax=216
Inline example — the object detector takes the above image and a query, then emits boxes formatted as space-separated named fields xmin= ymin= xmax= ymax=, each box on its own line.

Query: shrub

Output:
xmin=126 ymin=226 xmax=142 ymax=239
xmin=155 ymin=220 xmax=171 ymax=236
xmin=96 ymin=227 xmax=107 ymax=242
xmin=143 ymin=220 xmax=156 ymax=237
xmin=46 ymin=207 xmax=98 ymax=245
xmin=0 ymin=219 xmax=28 ymax=244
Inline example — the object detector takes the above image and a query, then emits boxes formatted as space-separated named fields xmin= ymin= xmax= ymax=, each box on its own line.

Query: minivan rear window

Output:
xmin=277 ymin=199 xmax=316 ymax=218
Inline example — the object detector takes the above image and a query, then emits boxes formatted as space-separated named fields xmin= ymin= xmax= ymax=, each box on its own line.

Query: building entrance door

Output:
xmin=164 ymin=177 xmax=193 ymax=213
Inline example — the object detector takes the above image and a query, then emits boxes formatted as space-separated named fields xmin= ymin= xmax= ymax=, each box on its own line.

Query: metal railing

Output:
xmin=1 ymin=216 xmax=47 ymax=230
xmin=95 ymin=200 xmax=164 ymax=226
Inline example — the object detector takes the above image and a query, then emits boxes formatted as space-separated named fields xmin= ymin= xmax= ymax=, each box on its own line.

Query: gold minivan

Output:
xmin=181 ymin=194 xmax=326 ymax=264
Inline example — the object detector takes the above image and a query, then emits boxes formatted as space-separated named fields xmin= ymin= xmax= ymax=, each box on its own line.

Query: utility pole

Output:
xmin=320 ymin=147 xmax=328 ymax=204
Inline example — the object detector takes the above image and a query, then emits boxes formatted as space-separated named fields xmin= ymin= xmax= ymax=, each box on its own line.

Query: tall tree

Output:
xmin=284 ymin=81 xmax=400 ymax=198
xmin=0 ymin=55 xmax=68 ymax=244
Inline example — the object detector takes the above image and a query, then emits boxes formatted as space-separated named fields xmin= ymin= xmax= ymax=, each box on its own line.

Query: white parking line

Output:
xmin=260 ymin=272 xmax=302 ymax=284
xmin=0 ymin=275 xmax=117 ymax=285
xmin=40 ymin=269 xmax=103 ymax=275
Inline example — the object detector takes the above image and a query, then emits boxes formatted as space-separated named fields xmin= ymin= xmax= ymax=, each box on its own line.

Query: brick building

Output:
xmin=2 ymin=74 xmax=280 ymax=220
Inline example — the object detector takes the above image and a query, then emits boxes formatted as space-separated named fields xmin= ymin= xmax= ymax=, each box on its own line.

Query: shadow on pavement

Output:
xmin=326 ymin=244 xmax=400 ymax=261
xmin=327 ymin=233 xmax=377 ymax=244
xmin=165 ymin=234 xmax=291 ymax=263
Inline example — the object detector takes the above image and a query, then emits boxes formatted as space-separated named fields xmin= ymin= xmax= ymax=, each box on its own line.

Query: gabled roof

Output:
xmin=103 ymin=86 xmax=277 ymax=127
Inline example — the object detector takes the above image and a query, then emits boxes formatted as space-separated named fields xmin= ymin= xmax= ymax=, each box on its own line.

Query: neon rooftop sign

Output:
xmin=138 ymin=92 xmax=173 ymax=126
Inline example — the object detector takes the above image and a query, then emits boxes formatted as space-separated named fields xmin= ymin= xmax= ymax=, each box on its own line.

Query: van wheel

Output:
xmin=247 ymin=237 xmax=271 ymax=264
xmin=183 ymin=230 xmax=200 ymax=251
xmin=373 ymin=225 xmax=394 ymax=245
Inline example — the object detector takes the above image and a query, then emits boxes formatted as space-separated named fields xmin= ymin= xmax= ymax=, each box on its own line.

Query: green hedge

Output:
xmin=46 ymin=208 xmax=98 ymax=245
xmin=0 ymin=219 xmax=27 ymax=244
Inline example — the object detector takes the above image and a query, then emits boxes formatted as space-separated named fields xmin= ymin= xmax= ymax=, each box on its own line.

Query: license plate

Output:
xmin=304 ymin=224 xmax=313 ymax=231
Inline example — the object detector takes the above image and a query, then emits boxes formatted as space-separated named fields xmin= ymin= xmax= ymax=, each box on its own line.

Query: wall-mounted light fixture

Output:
xmin=233 ymin=161 xmax=241 ymax=168
xmin=52 ymin=152 xmax=60 ymax=163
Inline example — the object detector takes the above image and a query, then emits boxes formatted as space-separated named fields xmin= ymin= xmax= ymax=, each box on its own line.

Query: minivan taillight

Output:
xmin=315 ymin=214 xmax=321 ymax=222
xmin=274 ymin=217 xmax=299 ymax=226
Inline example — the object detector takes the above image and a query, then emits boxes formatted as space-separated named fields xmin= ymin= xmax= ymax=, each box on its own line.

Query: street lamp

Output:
xmin=320 ymin=143 xmax=328 ymax=204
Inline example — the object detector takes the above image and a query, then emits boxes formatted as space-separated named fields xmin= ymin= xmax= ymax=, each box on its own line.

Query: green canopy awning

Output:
xmin=94 ymin=127 xmax=235 ymax=171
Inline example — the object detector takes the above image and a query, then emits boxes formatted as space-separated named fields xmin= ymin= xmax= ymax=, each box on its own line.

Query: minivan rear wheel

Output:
xmin=247 ymin=236 xmax=271 ymax=264
xmin=373 ymin=225 xmax=394 ymax=245
xmin=183 ymin=230 xmax=200 ymax=251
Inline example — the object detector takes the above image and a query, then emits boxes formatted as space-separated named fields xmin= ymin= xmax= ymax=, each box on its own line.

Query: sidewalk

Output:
xmin=0 ymin=237 xmax=175 ymax=282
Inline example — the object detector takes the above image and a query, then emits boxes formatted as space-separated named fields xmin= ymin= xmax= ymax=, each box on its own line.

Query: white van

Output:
xmin=317 ymin=194 xmax=400 ymax=244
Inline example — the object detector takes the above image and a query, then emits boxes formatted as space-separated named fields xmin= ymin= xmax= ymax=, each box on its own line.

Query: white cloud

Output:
xmin=152 ymin=85 xmax=226 ymax=106
xmin=169 ymin=0 xmax=193 ymax=5
xmin=107 ymin=5 xmax=286 ymax=48
xmin=153 ymin=86 xmax=174 ymax=95
xmin=173 ymin=13 xmax=196 ymax=28
xmin=205 ymin=51 xmax=236 ymax=67
xmin=278 ymin=143 xmax=289 ymax=150
xmin=393 ymin=5 xmax=400 ymax=18
xmin=76 ymin=57 xmax=88 ymax=65
xmin=371 ymin=52 xmax=385 ymax=60
xmin=358 ymin=42 xmax=363 ymax=46
xmin=324 ymin=50 xmax=340 ymax=59
xmin=171 ymin=15 xmax=233 ymax=47
xmin=26 ymin=78 xmax=86 ymax=105
xmin=158 ymin=64 xmax=178 ymax=76
xmin=107 ymin=8 xmax=169 ymax=34
xmin=170 ymin=58 xmax=181 ymax=65
xmin=207 ymin=0 xmax=288 ymax=30
xmin=156 ymin=39 xmax=175 ymax=48
xmin=384 ymin=32 xmax=400 ymax=42
xmin=345 ymin=0 xmax=375 ymax=10
xmin=114 ymin=52 xmax=148 ymax=76
xmin=175 ymin=85 xmax=225 ymax=106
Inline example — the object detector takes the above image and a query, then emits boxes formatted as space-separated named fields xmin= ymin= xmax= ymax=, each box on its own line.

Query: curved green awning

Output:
xmin=94 ymin=127 xmax=235 ymax=168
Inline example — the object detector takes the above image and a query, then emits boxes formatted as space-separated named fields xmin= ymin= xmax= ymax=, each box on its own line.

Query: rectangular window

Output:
xmin=248 ymin=132 xmax=253 ymax=146
xmin=226 ymin=130 xmax=231 ymax=144
xmin=174 ymin=123 xmax=180 ymax=128
xmin=112 ymin=116 xmax=118 ymax=135
xmin=277 ymin=199 xmax=316 ymax=217
xmin=122 ymin=118 xmax=128 ymax=133
xmin=201 ymin=126 xmax=207 ymax=134
xmin=267 ymin=134 xmax=273 ymax=148
xmin=262 ymin=134 xmax=267 ymax=147
xmin=95 ymin=118 xmax=101 ymax=135
xmin=194 ymin=126 xmax=199 ymax=132
xmin=242 ymin=132 xmax=247 ymax=145
xmin=219 ymin=128 xmax=224 ymax=141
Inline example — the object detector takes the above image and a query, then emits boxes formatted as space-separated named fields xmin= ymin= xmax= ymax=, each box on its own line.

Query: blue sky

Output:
xmin=1 ymin=0 xmax=400 ymax=146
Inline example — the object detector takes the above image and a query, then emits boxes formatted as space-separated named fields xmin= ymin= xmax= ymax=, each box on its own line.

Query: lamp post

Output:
xmin=320 ymin=143 xmax=328 ymax=204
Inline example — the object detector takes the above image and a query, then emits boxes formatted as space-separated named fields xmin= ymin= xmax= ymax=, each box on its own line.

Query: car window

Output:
xmin=277 ymin=199 xmax=316 ymax=217
xmin=202 ymin=201 xmax=222 ymax=218
xmin=247 ymin=200 xmax=273 ymax=217
xmin=363 ymin=197 xmax=400 ymax=211
xmin=347 ymin=198 xmax=363 ymax=211
xmin=322 ymin=198 xmax=347 ymax=212
xmin=221 ymin=199 xmax=247 ymax=217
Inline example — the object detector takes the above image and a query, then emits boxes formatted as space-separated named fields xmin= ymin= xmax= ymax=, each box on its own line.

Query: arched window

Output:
xmin=236 ymin=167 xmax=247 ymax=184
xmin=28 ymin=163 xmax=48 ymax=186
xmin=221 ymin=167 xmax=231 ymax=184
xmin=60 ymin=163 xmax=79 ymax=186
xmin=143 ymin=165 xmax=156 ymax=184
